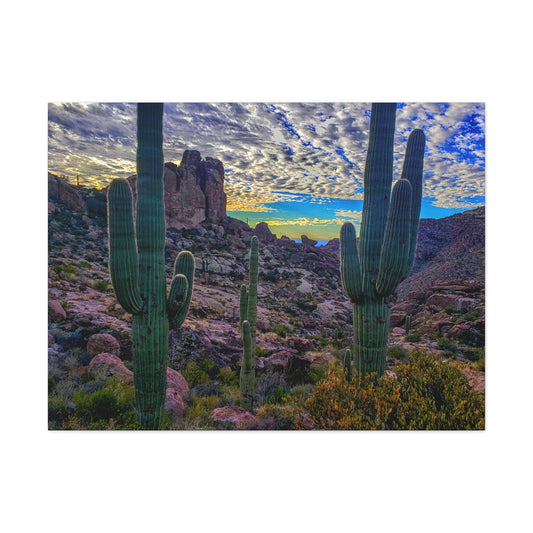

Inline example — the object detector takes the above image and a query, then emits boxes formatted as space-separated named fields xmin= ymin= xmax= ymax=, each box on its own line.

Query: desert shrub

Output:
xmin=296 ymin=351 xmax=484 ymax=430
xmin=444 ymin=306 xmax=455 ymax=315
xmin=255 ymin=346 xmax=270 ymax=358
xmin=475 ymin=357 xmax=485 ymax=372
xmin=94 ymin=279 xmax=110 ymax=292
xmin=255 ymin=404 xmax=299 ymax=430
xmin=463 ymin=347 xmax=484 ymax=362
xmin=197 ymin=358 xmax=219 ymax=379
xmin=255 ymin=370 xmax=288 ymax=405
xmin=274 ymin=324 xmax=289 ymax=338
xmin=185 ymin=395 xmax=218 ymax=420
xmin=72 ymin=379 xmax=138 ymax=429
xmin=218 ymin=367 xmax=238 ymax=386
xmin=305 ymin=366 xmax=326 ymax=384
xmin=48 ymin=394 xmax=73 ymax=426
xmin=265 ymin=385 xmax=289 ymax=405
xmin=391 ymin=351 xmax=484 ymax=430
xmin=297 ymin=371 xmax=399 ymax=430
xmin=217 ymin=384 xmax=241 ymax=406
xmin=182 ymin=362 xmax=210 ymax=387
xmin=405 ymin=332 xmax=422 ymax=342
xmin=287 ymin=384 xmax=313 ymax=403
xmin=53 ymin=263 xmax=76 ymax=276
xmin=387 ymin=346 xmax=408 ymax=360
xmin=437 ymin=336 xmax=458 ymax=353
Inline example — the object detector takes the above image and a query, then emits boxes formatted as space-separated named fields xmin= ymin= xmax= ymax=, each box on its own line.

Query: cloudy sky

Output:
xmin=48 ymin=102 xmax=485 ymax=240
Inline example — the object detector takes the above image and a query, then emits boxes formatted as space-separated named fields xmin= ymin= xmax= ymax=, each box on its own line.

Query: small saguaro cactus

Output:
xmin=107 ymin=103 xmax=194 ymax=429
xmin=405 ymin=315 xmax=411 ymax=335
xmin=239 ymin=236 xmax=258 ymax=412
xmin=344 ymin=348 xmax=353 ymax=381
xmin=340 ymin=103 xmax=425 ymax=377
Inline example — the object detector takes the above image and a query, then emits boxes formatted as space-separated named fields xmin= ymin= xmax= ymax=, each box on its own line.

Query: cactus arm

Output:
xmin=168 ymin=250 xmax=195 ymax=329
xmin=400 ymin=128 xmax=426 ymax=274
xmin=107 ymin=178 xmax=143 ymax=314
xmin=358 ymin=103 xmax=397 ymax=294
xmin=167 ymin=274 xmax=188 ymax=322
xmin=375 ymin=179 xmax=412 ymax=297
xmin=240 ymin=320 xmax=255 ymax=412
xmin=340 ymin=222 xmax=363 ymax=303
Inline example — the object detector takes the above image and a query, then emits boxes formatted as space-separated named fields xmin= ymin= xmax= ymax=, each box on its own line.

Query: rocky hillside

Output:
xmin=48 ymin=175 xmax=485 ymax=428
xmin=397 ymin=206 xmax=485 ymax=299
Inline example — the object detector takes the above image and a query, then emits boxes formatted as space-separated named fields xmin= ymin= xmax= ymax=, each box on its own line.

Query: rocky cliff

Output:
xmin=127 ymin=150 xmax=227 ymax=229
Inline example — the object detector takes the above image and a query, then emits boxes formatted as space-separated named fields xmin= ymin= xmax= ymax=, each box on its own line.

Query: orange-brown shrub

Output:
xmin=295 ymin=351 xmax=484 ymax=430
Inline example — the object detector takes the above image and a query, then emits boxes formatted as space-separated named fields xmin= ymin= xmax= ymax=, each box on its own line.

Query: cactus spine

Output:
xmin=239 ymin=236 xmax=258 ymax=412
xmin=340 ymin=103 xmax=425 ymax=377
xmin=107 ymin=103 xmax=194 ymax=429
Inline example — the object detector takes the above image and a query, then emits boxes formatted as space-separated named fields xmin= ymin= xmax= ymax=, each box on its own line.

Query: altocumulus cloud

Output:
xmin=48 ymin=102 xmax=485 ymax=213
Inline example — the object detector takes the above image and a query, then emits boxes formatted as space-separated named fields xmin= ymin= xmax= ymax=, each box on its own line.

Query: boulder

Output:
xmin=48 ymin=300 xmax=67 ymax=322
xmin=210 ymin=406 xmax=260 ymax=429
xmin=88 ymin=353 xmax=134 ymax=383
xmin=87 ymin=333 xmax=120 ymax=357
xmin=164 ymin=368 xmax=189 ymax=419
xmin=166 ymin=367 xmax=189 ymax=398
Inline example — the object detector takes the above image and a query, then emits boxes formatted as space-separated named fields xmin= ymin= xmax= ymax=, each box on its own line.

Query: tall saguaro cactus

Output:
xmin=340 ymin=103 xmax=425 ymax=377
xmin=107 ymin=103 xmax=194 ymax=429
xmin=239 ymin=236 xmax=258 ymax=412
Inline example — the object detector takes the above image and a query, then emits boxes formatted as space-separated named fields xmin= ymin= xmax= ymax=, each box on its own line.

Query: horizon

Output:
xmin=48 ymin=102 xmax=485 ymax=240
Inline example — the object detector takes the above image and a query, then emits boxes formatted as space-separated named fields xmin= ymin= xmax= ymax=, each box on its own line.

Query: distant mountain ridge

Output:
xmin=397 ymin=206 xmax=485 ymax=299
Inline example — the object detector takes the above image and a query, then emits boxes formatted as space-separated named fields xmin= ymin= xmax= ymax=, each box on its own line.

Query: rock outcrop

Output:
xmin=254 ymin=222 xmax=276 ymax=243
xmin=127 ymin=150 xmax=227 ymax=229
xmin=48 ymin=173 xmax=87 ymax=213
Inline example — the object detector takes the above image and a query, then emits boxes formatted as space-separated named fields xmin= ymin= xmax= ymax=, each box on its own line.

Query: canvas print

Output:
xmin=48 ymin=102 xmax=485 ymax=430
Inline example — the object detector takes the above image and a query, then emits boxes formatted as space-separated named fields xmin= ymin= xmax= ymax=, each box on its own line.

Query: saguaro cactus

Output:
xmin=239 ymin=236 xmax=258 ymax=411
xmin=340 ymin=103 xmax=425 ymax=377
xmin=107 ymin=103 xmax=194 ymax=429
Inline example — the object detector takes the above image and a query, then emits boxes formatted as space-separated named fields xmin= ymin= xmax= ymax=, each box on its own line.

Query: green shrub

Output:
xmin=182 ymin=362 xmax=210 ymax=387
xmin=305 ymin=366 xmax=326 ymax=384
xmin=464 ymin=347 xmax=484 ymax=362
xmin=265 ymin=385 xmax=289 ymax=405
xmin=72 ymin=379 xmax=138 ymax=429
xmin=437 ymin=336 xmax=458 ymax=353
xmin=475 ymin=357 xmax=485 ymax=372
xmin=217 ymin=384 xmax=241 ymax=406
xmin=255 ymin=404 xmax=298 ymax=429
xmin=387 ymin=346 xmax=408 ymax=360
xmin=444 ymin=306 xmax=455 ymax=315
xmin=185 ymin=395 xmax=218 ymax=420
xmin=218 ymin=367 xmax=238 ymax=386
xmin=197 ymin=358 xmax=219 ymax=379
xmin=255 ymin=346 xmax=270 ymax=358
xmin=95 ymin=279 xmax=110 ymax=292
xmin=405 ymin=332 xmax=421 ymax=342
xmin=274 ymin=324 xmax=289 ymax=338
